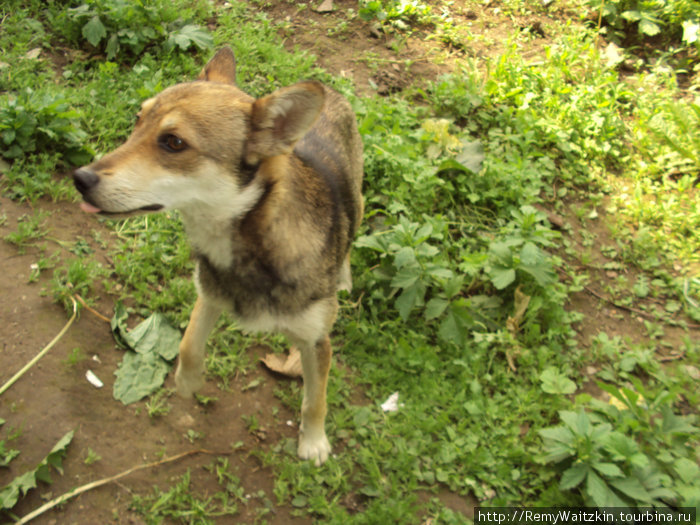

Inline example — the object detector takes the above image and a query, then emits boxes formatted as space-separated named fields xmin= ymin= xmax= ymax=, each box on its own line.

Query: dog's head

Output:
xmin=74 ymin=47 xmax=325 ymax=217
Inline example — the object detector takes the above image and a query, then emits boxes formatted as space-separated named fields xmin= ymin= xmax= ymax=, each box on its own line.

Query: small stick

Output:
xmin=583 ymin=285 xmax=654 ymax=319
xmin=15 ymin=449 xmax=224 ymax=524
xmin=583 ymin=286 xmax=700 ymax=329
xmin=0 ymin=296 xmax=77 ymax=397
xmin=557 ymin=267 xmax=700 ymax=329
xmin=74 ymin=294 xmax=111 ymax=323
xmin=658 ymin=352 xmax=686 ymax=362
xmin=505 ymin=350 xmax=518 ymax=372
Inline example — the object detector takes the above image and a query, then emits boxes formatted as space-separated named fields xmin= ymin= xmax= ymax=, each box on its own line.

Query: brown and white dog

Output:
xmin=73 ymin=47 xmax=364 ymax=465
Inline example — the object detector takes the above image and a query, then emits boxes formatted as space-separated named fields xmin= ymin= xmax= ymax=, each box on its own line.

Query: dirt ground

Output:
xmin=0 ymin=194 xmax=315 ymax=524
xmin=264 ymin=0 xmax=558 ymax=95
xmin=1 ymin=1 xmax=698 ymax=524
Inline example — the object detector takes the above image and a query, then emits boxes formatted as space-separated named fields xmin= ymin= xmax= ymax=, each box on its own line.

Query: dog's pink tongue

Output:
xmin=80 ymin=201 xmax=102 ymax=214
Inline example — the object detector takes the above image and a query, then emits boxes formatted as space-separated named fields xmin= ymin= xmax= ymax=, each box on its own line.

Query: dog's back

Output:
xmin=191 ymin=84 xmax=363 ymax=324
xmin=295 ymin=86 xmax=364 ymax=234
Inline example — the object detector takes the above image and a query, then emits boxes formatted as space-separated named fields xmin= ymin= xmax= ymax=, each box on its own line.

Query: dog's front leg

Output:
xmin=175 ymin=295 xmax=223 ymax=398
xmin=298 ymin=334 xmax=332 ymax=466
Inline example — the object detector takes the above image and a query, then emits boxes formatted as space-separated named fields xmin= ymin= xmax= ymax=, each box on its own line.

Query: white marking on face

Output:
xmin=90 ymin=154 xmax=264 ymax=268
xmin=86 ymin=162 xmax=165 ymax=212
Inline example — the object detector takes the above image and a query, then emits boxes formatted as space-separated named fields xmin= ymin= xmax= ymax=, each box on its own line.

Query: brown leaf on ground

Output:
xmin=260 ymin=346 xmax=303 ymax=378
xmin=316 ymin=0 xmax=333 ymax=13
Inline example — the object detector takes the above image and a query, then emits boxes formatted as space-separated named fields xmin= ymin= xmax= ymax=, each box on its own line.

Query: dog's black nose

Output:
xmin=73 ymin=168 xmax=99 ymax=195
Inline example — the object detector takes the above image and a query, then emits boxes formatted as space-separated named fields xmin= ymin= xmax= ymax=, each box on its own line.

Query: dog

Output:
xmin=73 ymin=47 xmax=364 ymax=465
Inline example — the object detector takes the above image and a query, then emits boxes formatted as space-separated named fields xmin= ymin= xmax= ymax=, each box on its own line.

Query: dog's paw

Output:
xmin=174 ymin=364 xmax=204 ymax=399
xmin=298 ymin=431 xmax=331 ymax=466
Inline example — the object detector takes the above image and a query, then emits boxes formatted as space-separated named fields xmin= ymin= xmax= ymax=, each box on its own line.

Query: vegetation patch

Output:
xmin=0 ymin=0 xmax=698 ymax=523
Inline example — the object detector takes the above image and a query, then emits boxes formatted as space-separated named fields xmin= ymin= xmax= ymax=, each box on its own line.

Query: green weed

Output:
xmin=108 ymin=213 xmax=194 ymax=318
xmin=585 ymin=0 xmax=700 ymax=53
xmin=27 ymin=251 xmax=60 ymax=283
xmin=1 ymin=153 xmax=75 ymax=204
xmin=608 ymin=93 xmax=700 ymax=272
xmin=0 ymin=430 xmax=74 ymax=513
xmin=184 ymin=429 xmax=203 ymax=444
xmin=0 ymin=4 xmax=56 ymax=93
xmin=539 ymin=382 xmax=700 ymax=507
xmin=213 ymin=4 xmax=323 ymax=97
xmin=50 ymin=257 xmax=107 ymax=313
xmin=0 ymin=88 xmax=93 ymax=166
xmin=83 ymin=447 xmax=102 ymax=465
xmin=0 ymin=420 xmax=20 ymax=469
xmin=3 ymin=211 xmax=50 ymax=254
xmin=50 ymin=0 xmax=213 ymax=61
xmin=647 ymin=100 xmax=700 ymax=175
xmin=359 ymin=0 xmax=433 ymax=30
xmin=146 ymin=389 xmax=172 ymax=419
xmin=62 ymin=347 xmax=87 ymax=368
xmin=130 ymin=468 xmax=239 ymax=524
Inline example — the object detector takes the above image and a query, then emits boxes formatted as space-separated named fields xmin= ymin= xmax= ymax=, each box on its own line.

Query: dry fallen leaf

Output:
xmin=504 ymin=286 xmax=531 ymax=372
xmin=509 ymin=286 xmax=531 ymax=334
xmin=316 ymin=0 xmax=333 ymax=12
xmin=261 ymin=346 xmax=303 ymax=378
xmin=25 ymin=47 xmax=41 ymax=60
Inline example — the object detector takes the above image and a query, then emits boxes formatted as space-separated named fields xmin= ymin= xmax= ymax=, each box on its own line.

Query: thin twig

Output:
xmin=658 ymin=352 xmax=686 ymax=362
xmin=505 ymin=349 xmax=518 ymax=372
xmin=0 ymin=296 xmax=78 ymax=397
xmin=343 ymin=291 xmax=365 ymax=309
xmin=558 ymin=266 xmax=700 ymax=329
xmin=583 ymin=285 xmax=700 ymax=329
xmin=74 ymin=294 xmax=111 ymax=323
xmin=582 ymin=285 xmax=655 ymax=320
xmin=351 ymin=55 xmax=433 ymax=65
xmin=15 ymin=449 xmax=225 ymax=524
xmin=595 ymin=0 xmax=604 ymax=48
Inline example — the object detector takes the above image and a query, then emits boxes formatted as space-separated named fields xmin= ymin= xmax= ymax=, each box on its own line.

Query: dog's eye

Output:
xmin=159 ymin=133 xmax=187 ymax=153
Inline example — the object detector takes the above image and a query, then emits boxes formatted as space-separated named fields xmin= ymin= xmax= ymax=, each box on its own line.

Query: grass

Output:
xmin=130 ymin=459 xmax=252 ymax=523
xmin=1 ymin=0 xmax=699 ymax=522
xmin=3 ymin=211 xmax=50 ymax=254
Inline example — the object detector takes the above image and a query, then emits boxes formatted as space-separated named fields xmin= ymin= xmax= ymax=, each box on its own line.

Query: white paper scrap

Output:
xmin=381 ymin=391 xmax=403 ymax=412
xmin=85 ymin=370 xmax=104 ymax=388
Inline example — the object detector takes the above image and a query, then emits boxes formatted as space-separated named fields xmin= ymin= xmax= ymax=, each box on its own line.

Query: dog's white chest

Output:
xmin=177 ymin=177 xmax=264 ymax=269
xmin=184 ymin=219 xmax=234 ymax=269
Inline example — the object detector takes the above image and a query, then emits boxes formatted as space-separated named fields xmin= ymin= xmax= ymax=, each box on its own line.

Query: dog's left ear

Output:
xmin=245 ymin=81 xmax=324 ymax=164
xmin=198 ymin=47 xmax=237 ymax=84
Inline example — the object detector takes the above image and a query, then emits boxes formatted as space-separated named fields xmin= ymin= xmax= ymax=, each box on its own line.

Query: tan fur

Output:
xmin=73 ymin=47 xmax=364 ymax=466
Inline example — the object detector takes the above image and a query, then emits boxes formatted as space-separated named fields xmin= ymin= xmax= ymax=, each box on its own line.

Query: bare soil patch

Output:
xmin=1 ymin=194 xmax=313 ymax=523
xmin=261 ymin=0 xmax=557 ymax=95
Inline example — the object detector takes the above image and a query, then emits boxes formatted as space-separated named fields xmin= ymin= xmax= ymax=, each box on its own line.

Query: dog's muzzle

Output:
xmin=72 ymin=167 xmax=164 ymax=214
xmin=73 ymin=167 xmax=100 ymax=196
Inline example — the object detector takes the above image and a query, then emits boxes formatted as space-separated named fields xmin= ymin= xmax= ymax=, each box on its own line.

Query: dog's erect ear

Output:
xmin=245 ymin=81 xmax=324 ymax=164
xmin=198 ymin=47 xmax=237 ymax=84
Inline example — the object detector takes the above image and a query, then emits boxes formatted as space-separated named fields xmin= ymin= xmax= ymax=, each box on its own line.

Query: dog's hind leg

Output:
xmin=298 ymin=334 xmax=333 ymax=466
xmin=175 ymin=296 xmax=223 ymax=398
